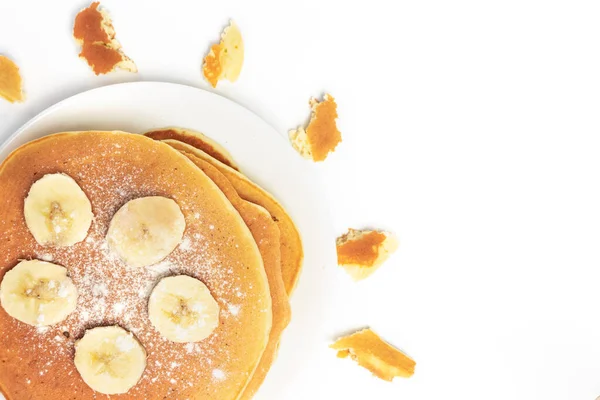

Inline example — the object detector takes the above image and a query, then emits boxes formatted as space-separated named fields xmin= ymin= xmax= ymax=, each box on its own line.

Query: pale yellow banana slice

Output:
xmin=106 ymin=196 xmax=186 ymax=268
xmin=24 ymin=173 xmax=93 ymax=246
xmin=74 ymin=326 xmax=147 ymax=395
xmin=0 ymin=259 xmax=78 ymax=326
xmin=148 ymin=275 xmax=220 ymax=343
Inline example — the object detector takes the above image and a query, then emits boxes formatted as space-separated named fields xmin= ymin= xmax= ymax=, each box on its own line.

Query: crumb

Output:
xmin=203 ymin=21 xmax=244 ymax=88
xmin=330 ymin=328 xmax=415 ymax=381
xmin=336 ymin=228 xmax=398 ymax=281
xmin=289 ymin=94 xmax=341 ymax=162
xmin=73 ymin=2 xmax=137 ymax=75
xmin=0 ymin=55 xmax=24 ymax=103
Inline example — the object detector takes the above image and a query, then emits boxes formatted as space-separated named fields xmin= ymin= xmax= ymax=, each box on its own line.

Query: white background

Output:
xmin=1 ymin=1 xmax=600 ymax=399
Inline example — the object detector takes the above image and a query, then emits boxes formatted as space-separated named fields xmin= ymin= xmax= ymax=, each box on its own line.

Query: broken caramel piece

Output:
xmin=202 ymin=21 xmax=244 ymax=88
xmin=0 ymin=56 xmax=24 ymax=103
xmin=79 ymin=42 xmax=123 ymax=75
xmin=203 ymin=43 xmax=223 ymax=88
xmin=330 ymin=328 xmax=415 ymax=381
xmin=336 ymin=228 xmax=398 ymax=281
xmin=73 ymin=2 xmax=137 ymax=75
xmin=289 ymin=94 xmax=341 ymax=162
xmin=73 ymin=1 xmax=111 ymax=44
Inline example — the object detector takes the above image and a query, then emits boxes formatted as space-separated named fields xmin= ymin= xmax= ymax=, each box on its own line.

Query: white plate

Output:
xmin=0 ymin=82 xmax=338 ymax=400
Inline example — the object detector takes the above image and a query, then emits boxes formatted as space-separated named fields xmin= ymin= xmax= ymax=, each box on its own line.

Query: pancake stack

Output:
xmin=0 ymin=130 xmax=303 ymax=399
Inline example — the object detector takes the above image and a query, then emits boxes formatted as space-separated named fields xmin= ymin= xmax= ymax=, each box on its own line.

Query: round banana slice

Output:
xmin=74 ymin=326 xmax=147 ymax=395
xmin=24 ymin=173 xmax=93 ymax=247
xmin=106 ymin=196 xmax=186 ymax=268
xmin=0 ymin=259 xmax=78 ymax=326
xmin=148 ymin=275 xmax=220 ymax=343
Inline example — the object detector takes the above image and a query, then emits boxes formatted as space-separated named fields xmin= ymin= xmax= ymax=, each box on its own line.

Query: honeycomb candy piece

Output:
xmin=203 ymin=21 xmax=244 ymax=88
xmin=0 ymin=56 xmax=24 ymax=103
xmin=336 ymin=228 xmax=398 ymax=281
xmin=73 ymin=2 xmax=137 ymax=75
xmin=330 ymin=328 xmax=415 ymax=381
xmin=289 ymin=94 xmax=341 ymax=162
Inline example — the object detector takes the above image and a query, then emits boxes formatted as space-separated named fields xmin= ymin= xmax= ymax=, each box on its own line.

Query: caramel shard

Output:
xmin=0 ymin=56 xmax=24 ymax=103
xmin=203 ymin=21 xmax=244 ymax=88
xmin=336 ymin=228 xmax=398 ymax=281
xmin=330 ymin=328 xmax=415 ymax=381
xmin=73 ymin=2 xmax=137 ymax=75
xmin=289 ymin=94 xmax=341 ymax=162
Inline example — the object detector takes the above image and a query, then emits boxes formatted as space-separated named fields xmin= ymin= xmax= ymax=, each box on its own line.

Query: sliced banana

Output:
xmin=74 ymin=326 xmax=147 ymax=395
xmin=148 ymin=275 xmax=220 ymax=343
xmin=0 ymin=259 xmax=78 ymax=326
xmin=106 ymin=196 xmax=186 ymax=268
xmin=24 ymin=173 xmax=93 ymax=246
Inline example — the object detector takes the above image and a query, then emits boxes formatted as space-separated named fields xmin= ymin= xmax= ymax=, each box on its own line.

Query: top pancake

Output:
xmin=144 ymin=128 xmax=304 ymax=295
xmin=0 ymin=131 xmax=272 ymax=400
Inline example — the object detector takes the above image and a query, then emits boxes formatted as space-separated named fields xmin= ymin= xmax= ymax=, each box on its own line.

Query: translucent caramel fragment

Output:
xmin=203 ymin=44 xmax=223 ymax=88
xmin=202 ymin=21 xmax=244 ymax=88
xmin=330 ymin=328 xmax=415 ymax=381
xmin=289 ymin=94 xmax=341 ymax=162
xmin=73 ymin=2 xmax=110 ymax=44
xmin=336 ymin=228 xmax=398 ymax=281
xmin=73 ymin=2 xmax=136 ymax=75
xmin=79 ymin=42 xmax=123 ymax=75
xmin=0 ymin=56 xmax=24 ymax=103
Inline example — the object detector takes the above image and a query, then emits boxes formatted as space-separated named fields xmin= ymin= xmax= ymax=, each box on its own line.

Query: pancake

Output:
xmin=144 ymin=132 xmax=304 ymax=295
xmin=0 ymin=131 xmax=272 ymax=400
xmin=144 ymin=128 xmax=239 ymax=171
xmin=179 ymin=151 xmax=291 ymax=400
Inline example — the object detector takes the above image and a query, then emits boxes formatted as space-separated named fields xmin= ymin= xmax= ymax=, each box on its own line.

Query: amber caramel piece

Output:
xmin=336 ymin=228 xmax=398 ymax=281
xmin=79 ymin=42 xmax=123 ymax=75
xmin=73 ymin=2 xmax=136 ymax=75
xmin=0 ymin=56 xmax=24 ymax=103
xmin=289 ymin=94 xmax=341 ymax=162
xmin=330 ymin=328 xmax=415 ymax=381
xmin=73 ymin=2 xmax=110 ymax=43
xmin=202 ymin=21 xmax=244 ymax=88
xmin=203 ymin=44 xmax=223 ymax=88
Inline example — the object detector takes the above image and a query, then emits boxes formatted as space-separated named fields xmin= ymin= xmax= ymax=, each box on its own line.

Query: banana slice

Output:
xmin=74 ymin=326 xmax=147 ymax=395
xmin=0 ymin=259 xmax=78 ymax=326
xmin=106 ymin=196 xmax=186 ymax=268
xmin=24 ymin=173 xmax=93 ymax=246
xmin=148 ymin=275 xmax=220 ymax=343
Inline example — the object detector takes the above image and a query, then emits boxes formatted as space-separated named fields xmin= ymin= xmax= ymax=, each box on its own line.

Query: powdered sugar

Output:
xmin=212 ymin=369 xmax=226 ymax=380
xmin=112 ymin=302 xmax=126 ymax=316
xmin=228 ymin=304 xmax=241 ymax=316
xmin=1 ymin=140 xmax=270 ymax=398
xmin=38 ymin=253 xmax=54 ymax=262
xmin=179 ymin=237 xmax=191 ymax=251
xmin=115 ymin=334 xmax=136 ymax=352
xmin=91 ymin=282 xmax=108 ymax=298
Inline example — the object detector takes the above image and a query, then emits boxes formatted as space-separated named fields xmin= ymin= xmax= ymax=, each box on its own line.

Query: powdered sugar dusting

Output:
xmin=179 ymin=237 xmax=192 ymax=251
xmin=38 ymin=253 xmax=54 ymax=262
xmin=212 ymin=368 xmax=226 ymax=380
xmin=0 ymin=135 xmax=270 ymax=398
xmin=228 ymin=304 xmax=241 ymax=316
xmin=116 ymin=334 xmax=136 ymax=352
